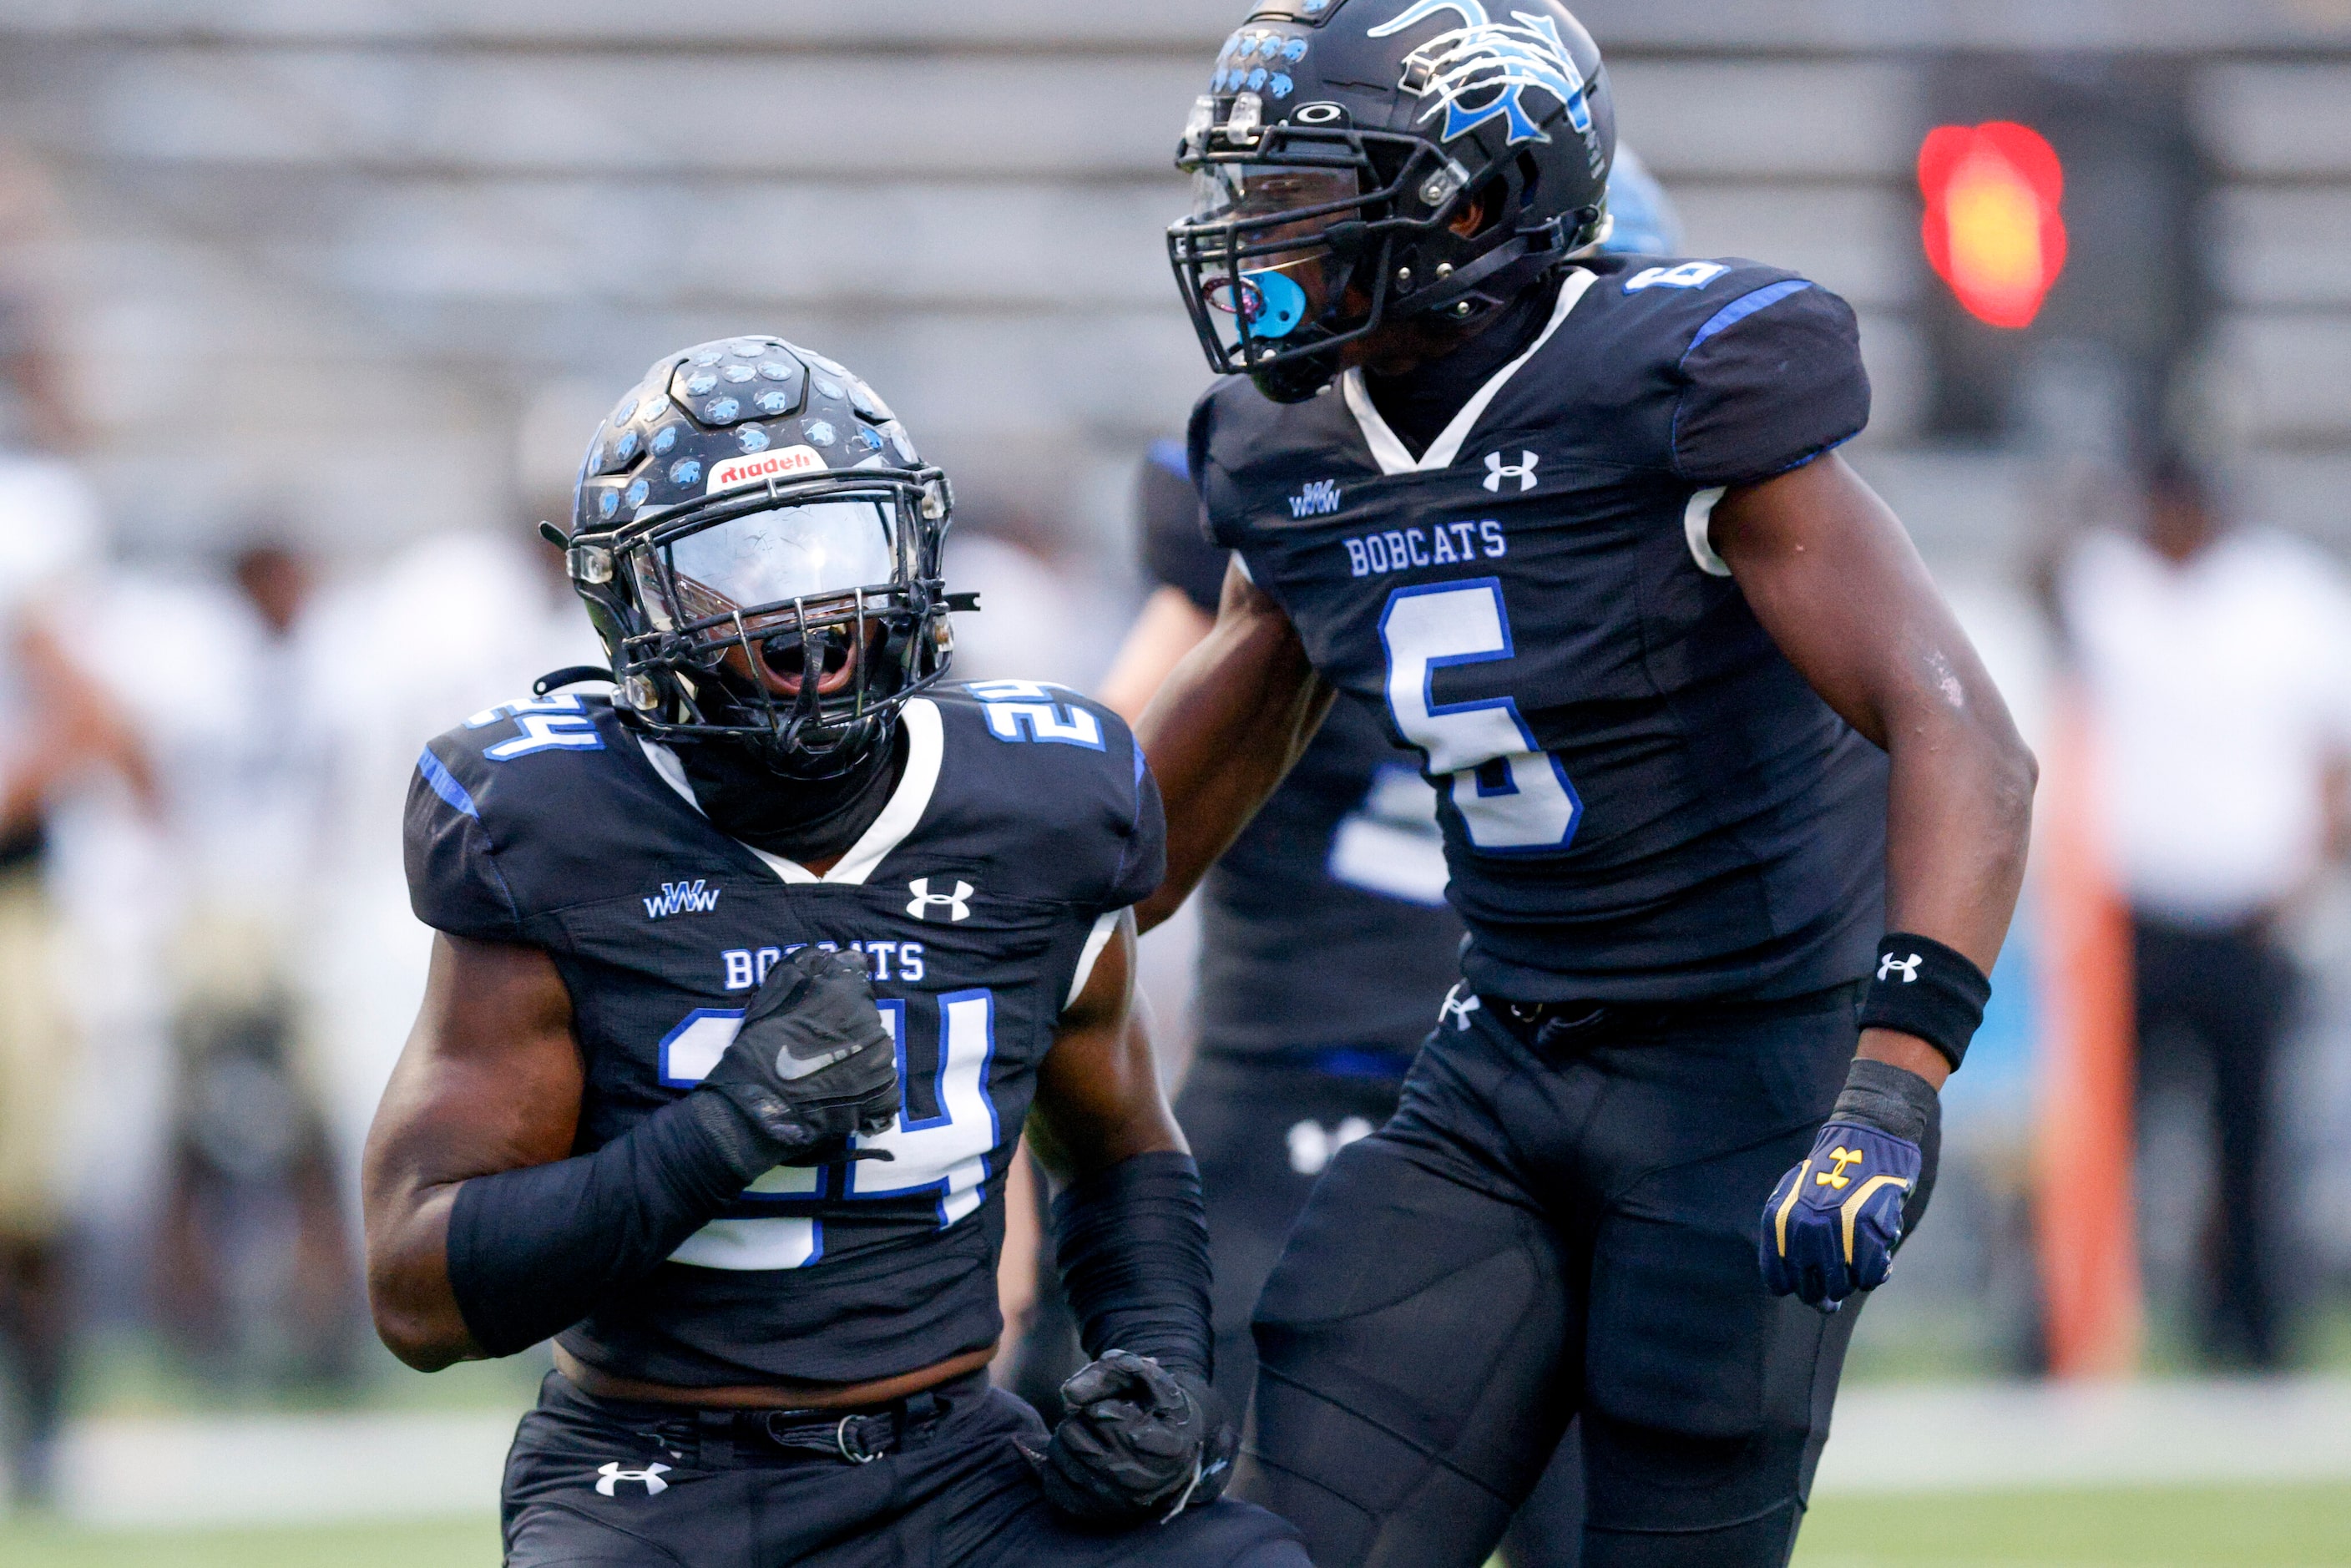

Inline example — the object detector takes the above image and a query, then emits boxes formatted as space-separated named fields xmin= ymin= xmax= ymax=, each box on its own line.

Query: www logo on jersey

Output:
xmin=1369 ymin=1 xmax=1592 ymax=149
xmin=1291 ymin=479 xmax=1342 ymax=518
xmin=644 ymin=880 xmax=721 ymax=919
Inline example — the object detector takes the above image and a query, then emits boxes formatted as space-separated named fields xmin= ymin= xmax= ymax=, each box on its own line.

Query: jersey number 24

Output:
xmin=1379 ymin=579 xmax=1582 ymax=853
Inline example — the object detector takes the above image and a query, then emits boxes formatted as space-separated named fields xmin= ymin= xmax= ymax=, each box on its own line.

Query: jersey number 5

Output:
xmin=1379 ymin=579 xmax=1582 ymax=853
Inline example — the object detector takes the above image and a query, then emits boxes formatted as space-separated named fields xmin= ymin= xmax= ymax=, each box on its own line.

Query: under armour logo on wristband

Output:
xmin=1878 ymin=953 xmax=1924 ymax=983
xmin=595 ymin=1462 xmax=671 ymax=1497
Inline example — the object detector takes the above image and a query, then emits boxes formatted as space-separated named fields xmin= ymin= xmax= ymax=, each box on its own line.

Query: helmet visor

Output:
xmin=1187 ymin=164 xmax=1363 ymax=352
xmin=645 ymin=498 xmax=899 ymax=632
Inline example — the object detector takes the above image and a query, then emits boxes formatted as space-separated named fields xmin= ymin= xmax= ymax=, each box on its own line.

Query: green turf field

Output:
xmin=3 ymin=1484 xmax=2346 ymax=1566
xmin=0 ymin=1515 xmax=502 ymax=1566
xmin=1794 ymin=1483 xmax=2351 ymax=1566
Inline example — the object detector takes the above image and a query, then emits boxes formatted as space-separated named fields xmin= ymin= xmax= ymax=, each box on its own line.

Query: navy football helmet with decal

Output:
xmin=564 ymin=336 xmax=958 ymax=779
xmin=1169 ymin=0 xmax=1615 ymax=402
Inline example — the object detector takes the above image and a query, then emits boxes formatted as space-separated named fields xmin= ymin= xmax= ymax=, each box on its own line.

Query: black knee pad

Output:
xmin=1241 ymin=1137 xmax=1574 ymax=1568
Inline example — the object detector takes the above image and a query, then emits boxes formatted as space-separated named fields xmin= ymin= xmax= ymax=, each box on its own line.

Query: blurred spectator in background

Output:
xmin=2058 ymin=450 xmax=2351 ymax=1369
xmin=940 ymin=494 xmax=1120 ymax=690
xmin=0 ymin=146 xmax=151 ymax=1507
xmin=141 ymin=534 xmax=361 ymax=1387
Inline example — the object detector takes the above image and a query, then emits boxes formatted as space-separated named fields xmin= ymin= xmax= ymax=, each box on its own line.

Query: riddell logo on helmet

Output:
xmin=706 ymin=446 xmax=827 ymax=495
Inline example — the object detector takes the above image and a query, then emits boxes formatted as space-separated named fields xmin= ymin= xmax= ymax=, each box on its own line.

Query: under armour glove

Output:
xmin=1760 ymin=1058 xmax=1939 ymax=1311
xmin=697 ymin=946 xmax=899 ymax=1166
xmin=1028 ymin=1350 xmax=1237 ymax=1526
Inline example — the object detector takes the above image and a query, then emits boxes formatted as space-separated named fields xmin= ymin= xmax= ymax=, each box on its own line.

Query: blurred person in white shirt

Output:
xmin=0 ymin=457 xmax=151 ymax=1506
xmin=2059 ymin=449 xmax=2351 ymax=1368
xmin=108 ymin=534 xmax=367 ymax=1384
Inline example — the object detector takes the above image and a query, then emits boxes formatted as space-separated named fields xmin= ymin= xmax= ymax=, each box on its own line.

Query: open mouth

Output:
xmin=739 ymin=620 xmax=877 ymax=700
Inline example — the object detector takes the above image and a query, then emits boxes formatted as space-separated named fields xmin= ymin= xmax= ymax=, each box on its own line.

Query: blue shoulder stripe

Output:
xmin=1684 ymin=280 xmax=1813 ymax=361
xmin=1147 ymin=438 xmax=1189 ymax=483
xmin=417 ymin=745 xmax=480 ymax=820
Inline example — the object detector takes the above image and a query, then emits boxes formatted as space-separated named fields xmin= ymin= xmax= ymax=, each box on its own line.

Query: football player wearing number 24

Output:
xmin=361 ymin=340 xmax=1306 ymax=1568
xmin=1152 ymin=3 xmax=2035 ymax=1565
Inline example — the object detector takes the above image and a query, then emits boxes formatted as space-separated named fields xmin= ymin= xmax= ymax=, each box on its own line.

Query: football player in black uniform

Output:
xmin=1087 ymin=154 xmax=1681 ymax=1568
xmin=1142 ymin=5 xmax=2038 ymax=1566
xmin=361 ymin=339 xmax=1307 ymax=1568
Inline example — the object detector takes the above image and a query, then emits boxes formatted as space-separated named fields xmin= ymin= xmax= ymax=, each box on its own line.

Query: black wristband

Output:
xmin=1856 ymin=933 xmax=1990 ymax=1072
xmin=1049 ymin=1151 xmax=1214 ymax=1382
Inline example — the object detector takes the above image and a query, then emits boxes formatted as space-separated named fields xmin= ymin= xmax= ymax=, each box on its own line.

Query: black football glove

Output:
xmin=1026 ymin=1350 xmax=1237 ymax=1526
xmin=697 ymin=946 xmax=899 ymax=1166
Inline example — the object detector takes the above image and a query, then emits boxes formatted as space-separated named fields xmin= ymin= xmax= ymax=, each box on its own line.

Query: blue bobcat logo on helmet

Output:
xmin=1368 ymin=0 xmax=1592 ymax=148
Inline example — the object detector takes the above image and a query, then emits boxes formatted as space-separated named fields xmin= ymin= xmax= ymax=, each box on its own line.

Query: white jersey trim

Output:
xmin=634 ymin=696 xmax=943 ymax=888
xmin=1063 ymin=908 xmax=1124 ymax=1012
xmin=1341 ymin=267 xmax=1599 ymax=477
xmin=1684 ymin=487 xmax=1732 ymax=577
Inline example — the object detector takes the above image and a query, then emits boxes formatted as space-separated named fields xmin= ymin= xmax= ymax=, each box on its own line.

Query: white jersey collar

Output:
xmin=1342 ymin=267 xmax=1597 ymax=477
xmin=635 ymin=695 xmax=943 ymax=888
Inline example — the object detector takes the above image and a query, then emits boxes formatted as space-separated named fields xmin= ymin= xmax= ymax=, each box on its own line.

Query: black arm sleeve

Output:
xmin=1049 ymin=1151 xmax=1214 ymax=1380
xmin=444 ymin=1092 xmax=771 ymax=1357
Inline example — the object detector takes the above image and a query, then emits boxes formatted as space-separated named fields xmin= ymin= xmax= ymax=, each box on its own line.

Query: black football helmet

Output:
xmin=1168 ymin=0 xmax=1616 ymax=402
xmin=564 ymin=336 xmax=957 ymax=779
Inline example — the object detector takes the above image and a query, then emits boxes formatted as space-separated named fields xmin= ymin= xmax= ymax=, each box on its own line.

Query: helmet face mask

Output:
xmin=566 ymin=337 xmax=956 ymax=780
xmin=1168 ymin=2 xmax=1615 ymax=402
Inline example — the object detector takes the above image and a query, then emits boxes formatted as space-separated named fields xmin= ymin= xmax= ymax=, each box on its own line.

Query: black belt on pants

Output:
xmin=586 ymin=1368 xmax=986 ymax=1468
xmin=1484 ymin=983 xmax=1860 ymax=1056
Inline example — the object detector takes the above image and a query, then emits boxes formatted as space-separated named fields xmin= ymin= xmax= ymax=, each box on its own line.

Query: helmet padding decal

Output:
xmin=1368 ymin=2 xmax=1591 ymax=147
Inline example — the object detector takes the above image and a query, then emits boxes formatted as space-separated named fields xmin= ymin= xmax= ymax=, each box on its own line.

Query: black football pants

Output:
xmin=1236 ymin=990 xmax=1866 ymax=1568
xmin=501 ymin=1369 xmax=1307 ymax=1567
xmin=1173 ymin=1051 xmax=1587 ymax=1567
xmin=2131 ymin=913 xmax=2295 ymax=1369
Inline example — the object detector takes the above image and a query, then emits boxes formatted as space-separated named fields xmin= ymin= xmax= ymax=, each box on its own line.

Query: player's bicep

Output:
xmin=1029 ymin=915 xmax=1185 ymax=1183
xmin=366 ymin=933 xmax=584 ymax=1204
xmin=1711 ymin=453 xmax=1998 ymax=749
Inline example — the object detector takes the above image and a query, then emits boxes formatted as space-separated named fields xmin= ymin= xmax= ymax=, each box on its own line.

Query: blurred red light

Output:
xmin=1919 ymin=121 xmax=2068 ymax=330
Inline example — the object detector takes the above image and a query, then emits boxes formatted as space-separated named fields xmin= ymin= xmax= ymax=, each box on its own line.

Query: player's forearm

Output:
xmin=1867 ymin=704 xmax=2035 ymax=1086
xmin=364 ymin=1182 xmax=478 ymax=1372
xmin=1132 ymin=572 xmax=1331 ymax=932
xmin=367 ymin=1094 xmax=768 ymax=1369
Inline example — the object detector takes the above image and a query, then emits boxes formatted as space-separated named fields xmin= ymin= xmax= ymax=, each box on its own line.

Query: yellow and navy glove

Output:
xmin=1761 ymin=1059 xmax=1939 ymax=1311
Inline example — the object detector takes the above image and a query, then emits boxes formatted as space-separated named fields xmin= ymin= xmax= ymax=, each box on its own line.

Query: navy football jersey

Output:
xmin=404 ymin=684 xmax=1163 ymax=1386
xmin=1192 ymin=255 xmax=1889 ymax=1004
xmin=1141 ymin=442 xmax=1463 ymax=1055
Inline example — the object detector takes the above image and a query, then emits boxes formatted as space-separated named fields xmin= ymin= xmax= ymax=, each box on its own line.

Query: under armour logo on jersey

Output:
xmin=643 ymin=880 xmax=720 ymax=919
xmin=1878 ymin=953 xmax=1924 ymax=984
xmin=595 ymin=1462 xmax=671 ymax=1497
xmin=1438 ymin=983 xmax=1483 ymax=1032
xmin=1484 ymin=450 xmax=1539 ymax=493
xmin=907 ymin=878 xmax=973 ymax=923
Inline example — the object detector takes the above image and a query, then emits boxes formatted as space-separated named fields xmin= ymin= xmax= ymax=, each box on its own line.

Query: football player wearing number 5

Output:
xmin=361 ymin=340 xmax=1305 ymax=1568
xmin=1146 ymin=4 xmax=2036 ymax=1565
